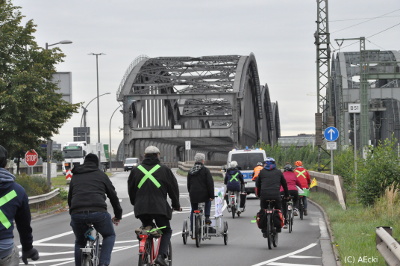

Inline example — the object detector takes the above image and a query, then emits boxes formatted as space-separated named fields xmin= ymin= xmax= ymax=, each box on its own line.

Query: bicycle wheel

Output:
xmin=138 ymin=239 xmax=151 ymax=266
xmin=266 ymin=214 xmax=272 ymax=250
xmin=288 ymin=210 xmax=293 ymax=233
xmin=166 ymin=240 xmax=172 ymax=265
xmin=182 ymin=220 xmax=188 ymax=245
xmin=223 ymin=221 xmax=228 ymax=245
xmin=299 ymin=199 xmax=304 ymax=220
xmin=231 ymin=206 xmax=236 ymax=219
xmin=195 ymin=216 xmax=202 ymax=248
xmin=81 ymin=252 xmax=93 ymax=266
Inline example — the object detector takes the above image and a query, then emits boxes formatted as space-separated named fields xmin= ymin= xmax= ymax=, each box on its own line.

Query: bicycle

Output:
xmin=226 ymin=191 xmax=241 ymax=219
xmin=137 ymin=226 xmax=172 ymax=266
xmin=81 ymin=223 xmax=101 ymax=266
xmin=284 ymin=196 xmax=294 ymax=233
xmin=263 ymin=200 xmax=279 ymax=250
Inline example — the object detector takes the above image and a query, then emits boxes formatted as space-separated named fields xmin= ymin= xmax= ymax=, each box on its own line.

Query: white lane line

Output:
xmin=251 ymin=243 xmax=318 ymax=266
xmin=265 ymin=263 xmax=320 ymax=266
xmin=289 ymin=255 xmax=321 ymax=259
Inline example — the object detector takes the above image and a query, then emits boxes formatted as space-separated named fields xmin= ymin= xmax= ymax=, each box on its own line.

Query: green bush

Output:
xmin=356 ymin=138 xmax=400 ymax=206
xmin=333 ymin=147 xmax=356 ymax=190
xmin=15 ymin=174 xmax=50 ymax=196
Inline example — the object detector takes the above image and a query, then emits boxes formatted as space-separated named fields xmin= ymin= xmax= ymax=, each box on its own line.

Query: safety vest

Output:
xmin=229 ymin=172 xmax=239 ymax=182
xmin=295 ymin=169 xmax=307 ymax=179
xmin=137 ymin=165 xmax=161 ymax=188
xmin=252 ymin=166 xmax=263 ymax=181
xmin=0 ymin=190 xmax=17 ymax=229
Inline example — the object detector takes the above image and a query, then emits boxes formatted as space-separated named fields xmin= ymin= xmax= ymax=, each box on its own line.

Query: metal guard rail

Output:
xmin=376 ymin=227 xmax=400 ymax=265
xmin=28 ymin=188 xmax=60 ymax=204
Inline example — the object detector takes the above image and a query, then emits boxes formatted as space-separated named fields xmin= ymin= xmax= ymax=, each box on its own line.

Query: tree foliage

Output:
xmin=0 ymin=0 xmax=80 ymax=157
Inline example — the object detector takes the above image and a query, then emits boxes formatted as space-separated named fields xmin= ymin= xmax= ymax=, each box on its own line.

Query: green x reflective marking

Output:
xmin=0 ymin=190 xmax=17 ymax=229
xmin=230 ymin=172 xmax=239 ymax=182
xmin=295 ymin=169 xmax=306 ymax=179
xmin=137 ymin=165 xmax=161 ymax=188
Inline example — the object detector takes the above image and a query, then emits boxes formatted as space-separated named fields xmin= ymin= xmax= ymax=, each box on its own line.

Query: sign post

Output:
xmin=324 ymin=127 xmax=339 ymax=174
xmin=185 ymin=141 xmax=191 ymax=162
xmin=349 ymin=103 xmax=360 ymax=175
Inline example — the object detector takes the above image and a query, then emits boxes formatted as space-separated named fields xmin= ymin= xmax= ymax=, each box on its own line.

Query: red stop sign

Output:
xmin=25 ymin=149 xmax=39 ymax=166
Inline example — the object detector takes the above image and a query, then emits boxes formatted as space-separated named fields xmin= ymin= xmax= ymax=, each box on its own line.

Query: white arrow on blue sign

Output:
xmin=324 ymin=127 xmax=339 ymax=141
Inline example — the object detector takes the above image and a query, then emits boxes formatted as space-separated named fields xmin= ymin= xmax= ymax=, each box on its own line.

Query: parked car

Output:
xmin=124 ymin=157 xmax=139 ymax=171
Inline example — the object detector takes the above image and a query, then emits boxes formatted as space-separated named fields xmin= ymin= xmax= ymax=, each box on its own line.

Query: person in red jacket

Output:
xmin=294 ymin=160 xmax=311 ymax=216
xmin=280 ymin=164 xmax=302 ymax=228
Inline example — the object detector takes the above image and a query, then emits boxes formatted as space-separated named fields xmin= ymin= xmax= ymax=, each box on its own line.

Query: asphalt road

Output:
xmin=15 ymin=169 xmax=336 ymax=266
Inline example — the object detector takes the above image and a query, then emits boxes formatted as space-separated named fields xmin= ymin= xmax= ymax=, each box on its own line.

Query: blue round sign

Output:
xmin=324 ymin=127 xmax=339 ymax=141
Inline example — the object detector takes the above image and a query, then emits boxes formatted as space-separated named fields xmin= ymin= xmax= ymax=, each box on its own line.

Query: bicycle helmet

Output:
xmin=283 ymin=164 xmax=293 ymax=172
xmin=264 ymin=157 xmax=275 ymax=164
xmin=230 ymin=161 xmax=238 ymax=168
xmin=295 ymin=160 xmax=303 ymax=167
xmin=256 ymin=162 xmax=263 ymax=166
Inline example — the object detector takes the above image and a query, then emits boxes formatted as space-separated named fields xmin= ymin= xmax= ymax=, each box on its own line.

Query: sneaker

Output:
xmin=155 ymin=254 xmax=168 ymax=266
xmin=283 ymin=225 xmax=288 ymax=229
xmin=294 ymin=209 xmax=299 ymax=216
xmin=205 ymin=219 xmax=211 ymax=225
xmin=304 ymin=209 xmax=308 ymax=216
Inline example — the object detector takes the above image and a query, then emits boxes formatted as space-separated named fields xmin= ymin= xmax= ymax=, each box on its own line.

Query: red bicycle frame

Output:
xmin=138 ymin=233 xmax=162 ymax=264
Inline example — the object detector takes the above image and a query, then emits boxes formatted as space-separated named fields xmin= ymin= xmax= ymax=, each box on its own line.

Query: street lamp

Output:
xmin=45 ymin=40 xmax=72 ymax=188
xmin=109 ymin=104 xmax=122 ymax=172
xmin=89 ymin=53 xmax=105 ymax=160
xmin=80 ymin=92 xmax=111 ymax=143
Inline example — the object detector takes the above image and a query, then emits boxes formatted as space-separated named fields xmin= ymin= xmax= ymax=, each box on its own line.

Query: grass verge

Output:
xmin=310 ymin=191 xmax=400 ymax=265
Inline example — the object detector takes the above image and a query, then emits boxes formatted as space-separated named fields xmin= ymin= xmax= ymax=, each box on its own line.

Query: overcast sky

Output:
xmin=13 ymin=0 xmax=400 ymax=152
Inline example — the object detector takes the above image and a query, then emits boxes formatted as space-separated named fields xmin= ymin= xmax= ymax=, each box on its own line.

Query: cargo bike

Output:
xmin=182 ymin=187 xmax=228 ymax=247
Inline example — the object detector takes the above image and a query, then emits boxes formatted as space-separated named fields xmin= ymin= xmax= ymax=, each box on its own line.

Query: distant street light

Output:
xmin=45 ymin=40 xmax=72 ymax=188
xmin=109 ymin=104 xmax=122 ymax=172
xmin=80 ymin=92 xmax=111 ymax=143
xmin=89 ymin=53 xmax=105 ymax=160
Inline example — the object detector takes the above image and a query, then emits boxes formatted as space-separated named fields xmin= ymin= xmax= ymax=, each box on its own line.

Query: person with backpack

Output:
xmin=294 ymin=160 xmax=311 ymax=216
xmin=224 ymin=161 xmax=245 ymax=213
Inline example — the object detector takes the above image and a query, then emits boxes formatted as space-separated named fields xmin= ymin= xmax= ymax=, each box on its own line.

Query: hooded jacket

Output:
xmin=256 ymin=167 xmax=289 ymax=199
xmin=128 ymin=155 xmax=180 ymax=220
xmin=187 ymin=162 xmax=215 ymax=203
xmin=294 ymin=167 xmax=311 ymax=189
xmin=68 ymin=162 xmax=122 ymax=219
xmin=281 ymin=171 xmax=302 ymax=191
xmin=0 ymin=168 xmax=34 ymax=252
xmin=224 ymin=167 xmax=244 ymax=191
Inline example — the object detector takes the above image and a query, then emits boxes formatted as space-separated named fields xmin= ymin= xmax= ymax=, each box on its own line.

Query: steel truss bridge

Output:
xmin=117 ymin=54 xmax=280 ymax=164
xmin=329 ymin=50 xmax=400 ymax=149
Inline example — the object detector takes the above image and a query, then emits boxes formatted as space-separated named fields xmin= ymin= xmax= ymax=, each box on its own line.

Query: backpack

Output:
xmin=226 ymin=171 xmax=241 ymax=191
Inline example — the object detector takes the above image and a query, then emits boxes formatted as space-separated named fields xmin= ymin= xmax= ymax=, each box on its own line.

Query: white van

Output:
xmin=124 ymin=157 xmax=139 ymax=172
xmin=226 ymin=148 xmax=267 ymax=194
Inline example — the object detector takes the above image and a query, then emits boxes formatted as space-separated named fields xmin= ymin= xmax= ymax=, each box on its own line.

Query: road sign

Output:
xmin=348 ymin=103 xmax=361 ymax=113
xmin=66 ymin=170 xmax=72 ymax=181
xmin=327 ymin=142 xmax=337 ymax=150
xmin=324 ymin=127 xmax=339 ymax=141
xmin=25 ymin=149 xmax=38 ymax=166
xmin=185 ymin=141 xmax=191 ymax=150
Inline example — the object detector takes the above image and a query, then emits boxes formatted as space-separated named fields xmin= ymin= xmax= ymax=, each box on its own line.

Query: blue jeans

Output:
xmin=70 ymin=211 xmax=116 ymax=266
xmin=0 ymin=245 xmax=19 ymax=266
xmin=190 ymin=201 xmax=211 ymax=233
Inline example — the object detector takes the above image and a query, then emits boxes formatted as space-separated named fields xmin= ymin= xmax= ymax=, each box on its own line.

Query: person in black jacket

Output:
xmin=0 ymin=145 xmax=39 ymax=266
xmin=68 ymin=153 xmax=122 ymax=266
xmin=256 ymin=157 xmax=289 ymax=233
xmin=187 ymin=153 xmax=214 ymax=232
xmin=128 ymin=146 xmax=180 ymax=266
xmin=224 ymin=161 xmax=245 ymax=212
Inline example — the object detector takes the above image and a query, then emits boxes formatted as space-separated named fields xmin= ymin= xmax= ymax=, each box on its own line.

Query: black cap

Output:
xmin=84 ymin=153 xmax=99 ymax=166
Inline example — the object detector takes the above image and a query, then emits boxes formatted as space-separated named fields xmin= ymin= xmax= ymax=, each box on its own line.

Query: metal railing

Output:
xmin=376 ymin=226 xmax=400 ymax=265
xmin=29 ymin=188 xmax=60 ymax=204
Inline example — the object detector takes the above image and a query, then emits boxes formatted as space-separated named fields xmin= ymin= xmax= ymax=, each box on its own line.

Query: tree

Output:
xmin=0 ymin=0 xmax=80 ymax=159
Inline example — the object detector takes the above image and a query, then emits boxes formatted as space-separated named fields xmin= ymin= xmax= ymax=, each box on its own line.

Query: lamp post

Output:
xmin=80 ymin=92 xmax=111 ymax=143
xmin=45 ymin=40 xmax=72 ymax=187
xmin=109 ymin=104 xmax=122 ymax=172
xmin=89 ymin=53 xmax=105 ymax=160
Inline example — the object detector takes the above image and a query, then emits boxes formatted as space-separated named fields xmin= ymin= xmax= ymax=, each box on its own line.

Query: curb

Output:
xmin=309 ymin=199 xmax=342 ymax=265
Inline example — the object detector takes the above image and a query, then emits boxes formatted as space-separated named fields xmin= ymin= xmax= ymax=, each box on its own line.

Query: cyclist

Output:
xmin=224 ymin=161 xmax=244 ymax=212
xmin=128 ymin=146 xmax=180 ymax=266
xmin=294 ymin=160 xmax=311 ymax=216
xmin=187 ymin=153 xmax=214 ymax=233
xmin=251 ymin=162 xmax=264 ymax=181
xmin=0 ymin=145 xmax=39 ymax=266
xmin=256 ymin=158 xmax=288 ymax=234
xmin=68 ymin=153 xmax=122 ymax=266
xmin=281 ymin=164 xmax=301 ymax=228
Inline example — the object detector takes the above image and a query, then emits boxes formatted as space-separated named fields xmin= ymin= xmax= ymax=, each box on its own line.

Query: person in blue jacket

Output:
xmin=0 ymin=145 xmax=39 ymax=266
xmin=224 ymin=161 xmax=245 ymax=212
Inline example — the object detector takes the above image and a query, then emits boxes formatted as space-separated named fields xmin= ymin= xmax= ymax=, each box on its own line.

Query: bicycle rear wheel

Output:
xmin=299 ymin=199 xmax=304 ymax=220
xmin=138 ymin=239 xmax=151 ymax=266
xmin=81 ymin=253 xmax=93 ymax=266
xmin=288 ymin=210 xmax=293 ymax=233
xmin=195 ymin=216 xmax=202 ymax=248
xmin=266 ymin=214 xmax=272 ymax=250
xmin=182 ymin=220 xmax=188 ymax=245
xmin=231 ymin=206 xmax=236 ymax=219
xmin=272 ymin=229 xmax=278 ymax=247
